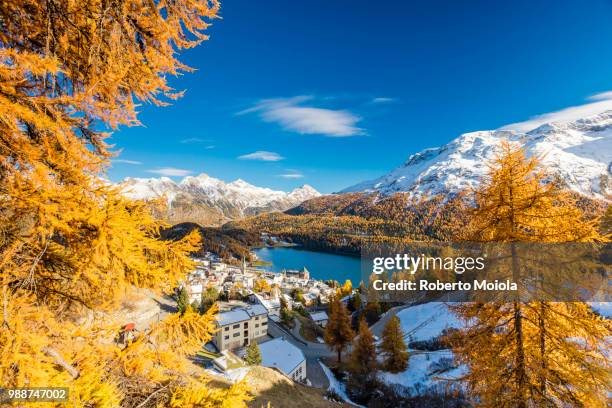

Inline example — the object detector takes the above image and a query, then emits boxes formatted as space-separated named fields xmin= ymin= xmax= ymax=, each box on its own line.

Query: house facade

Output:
xmin=213 ymin=305 xmax=268 ymax=351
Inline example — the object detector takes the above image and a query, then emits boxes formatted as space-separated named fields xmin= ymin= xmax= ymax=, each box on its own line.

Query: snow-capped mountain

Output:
xmin=120 ymin=173 xmax=320 ymax=225
xmin=343 ymin=111 xmax=612 ymax=200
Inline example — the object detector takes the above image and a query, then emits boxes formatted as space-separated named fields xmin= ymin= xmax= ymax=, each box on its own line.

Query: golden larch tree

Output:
xmin=0 ymin=1 xmax=252 ymax=406
xmin=451 ymin=141 xmax=611 ymax=407
xmin=324 ymin=295 xmax=354 ymax=363
xmin=379 ymin=315 xmax=408 ymax=373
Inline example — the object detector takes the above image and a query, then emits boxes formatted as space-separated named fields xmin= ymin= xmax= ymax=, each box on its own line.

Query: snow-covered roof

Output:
xmin=245 ymin=304 xmax=268 ymax=317
xmin=259 ymin=338 xmax=305 ymax=375
xmin=251 ymin=293 xmax=281 ymax=311
xmin=216 ymin=304 xmax=268 ymax=326
xmin=216 ymin=309 xmax=250 ymax=326
xmin=310 ymin=311 xmax=328 ymax=322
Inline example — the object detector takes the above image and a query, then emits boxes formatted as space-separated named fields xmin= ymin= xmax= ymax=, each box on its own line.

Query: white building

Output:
xmin=187 ymin=283 xmax=203 ymax=303
xmin=214 ymin=305 xmax=268 ymax=351
xmin=248 ymin=293 xmax=282 ymax=320
xmin=259 ymin=338 xmax=306 ymax=382
xmin=309 ymin=311 xmax=328 ymax=328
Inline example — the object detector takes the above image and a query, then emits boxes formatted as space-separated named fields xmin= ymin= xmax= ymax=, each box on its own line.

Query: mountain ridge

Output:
xmin=342 ymin=111 xmax=612 ymax=200
xmin=119 ymin=173 xmax=320 ymax=225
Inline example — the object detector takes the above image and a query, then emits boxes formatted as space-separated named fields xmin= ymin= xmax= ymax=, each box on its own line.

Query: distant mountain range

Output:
xmin=343 ymin=111 xmax=611 ymax=200
xmin=120 ymin=111 xmax=610 ymax=227
xmin=120 ymin=173 xmax=320 ymax=225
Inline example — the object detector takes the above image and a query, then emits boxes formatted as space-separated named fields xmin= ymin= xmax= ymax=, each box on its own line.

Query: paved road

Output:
xmin=268 ymin=319 xmax=333 ymax=388
xmin=268 ymin=301 xmax=418 ymax=389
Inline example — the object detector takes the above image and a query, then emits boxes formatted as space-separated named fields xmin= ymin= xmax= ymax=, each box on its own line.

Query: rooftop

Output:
xmin=216 ymin=304 xmax=268 ymax=326
xmin=259 ymin=338 xmax=305 ymax=375
xmin=310 ymin=311 xmax=328 ymax=322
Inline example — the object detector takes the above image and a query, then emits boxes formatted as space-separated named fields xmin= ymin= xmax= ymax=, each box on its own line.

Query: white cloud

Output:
xmin=238 ymin=96 xmax=364 ymax=137
xmin=112 ymin=159 xmax=142 ymax=165
xmin=205 ymin=145 xmax=215 ymax=149
xmin=147 ymin=167 xmax=192 ymax=177
xmin=371 ymin=97 xmax=395 ymax=104
xmin=238 ymin=151 xmax=284 ymax=162
xmin=500 ymin=91 xmax=612 ymax=132
xmin=180 ymin=137 xmax=211 ymax=144
xmin=279 ymin=172 xmax=304 ymax=179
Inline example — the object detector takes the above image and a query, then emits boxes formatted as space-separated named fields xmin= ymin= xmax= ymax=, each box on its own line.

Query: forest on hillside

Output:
xmin=231 ymin=191 xmax=608 ymax=254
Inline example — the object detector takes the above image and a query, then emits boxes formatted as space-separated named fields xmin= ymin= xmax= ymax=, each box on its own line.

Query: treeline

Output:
xmin=229 ymin=193 xmax=470 ymax=254
xmin=162 ymin=222 xmax=260 ymax=262
xmin=231 ymin=185 xmax=608 ymax=256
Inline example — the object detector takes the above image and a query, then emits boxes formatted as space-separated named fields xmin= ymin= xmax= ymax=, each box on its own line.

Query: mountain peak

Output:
xmin=118 ymin=173 xmax=321 ymax=222
xmin=343 ymin=111 xmax=611 ymax=200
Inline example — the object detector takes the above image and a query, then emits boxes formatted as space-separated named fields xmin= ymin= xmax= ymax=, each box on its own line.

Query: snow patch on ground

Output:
xmin=396 ymin=302 xmax=464 ymax=342
xmin=380 ymin=350 xmax=466 ymax=392
xmin=206 ymin=367 xmax=251 ymax=383
xmin=319 ymin=361 xmax=364 ymax=407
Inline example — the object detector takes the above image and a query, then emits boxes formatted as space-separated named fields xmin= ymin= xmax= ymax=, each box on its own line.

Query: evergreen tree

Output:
xmin=380 ymin=316 xmax=408 ymax=373
xmin=349 ymin=293 xmax=362 ymax=312
xmin=324 ymin=296 xmax=354 ymax=363
xmin=177 ymin=287 xmax=190 ymax=315
xmin=451 ymin=141 xmax=611 ymax=407
xmin=350 ymin=319 xmax=377 ymax=376
xmin=244 ymin=342 xmax=262 ymax=365
xmin=364 ymin=300 xmax=381 ymax=325
xmin=280 ymin=307 xmax=294 ymax=327
xmin=199 ymin=287 xmax=219 ymax=314
xmin=279 ymin=296 xmax=294 ymax=327
xmin=358 ymin=281 xmax=366 ymax=294
xmin=280 ymin=295 xmax=289 ymax=310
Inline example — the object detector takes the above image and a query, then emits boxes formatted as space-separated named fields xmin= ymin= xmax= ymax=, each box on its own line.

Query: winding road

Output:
xmin=267 ymin=300 xmax=420 ymax=389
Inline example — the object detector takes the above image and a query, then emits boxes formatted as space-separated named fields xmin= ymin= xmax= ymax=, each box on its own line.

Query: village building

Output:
xmin=213 ymin=305 xmax=268 ymax=351
xmin=247 ymin=292 xmax=282 ymax=320
xmin=258 ymin=338 xmax=307 ymax=382
xmin=186 ymin=283 xmax=203 ymax=303
xmin=309 ymin=311 xmax=329 ymax=328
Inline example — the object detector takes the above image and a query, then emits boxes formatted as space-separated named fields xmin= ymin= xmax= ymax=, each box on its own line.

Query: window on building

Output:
xmin=233 ymin=332 xmax=240 ymax=338
xmin=261 ymin=321 xmax=267 ymax=326
xmin=224 ymin=335 xmax=229 ymax=340
xmin=224 ymin=326 xmax=229 ymax=331
xmin=255 ymin=316 xmax=259 ymax=320
xmin=233 ymin=324 xmax=240 ymax=329
xmin=255 ymin=324 xmax=259 ymax=328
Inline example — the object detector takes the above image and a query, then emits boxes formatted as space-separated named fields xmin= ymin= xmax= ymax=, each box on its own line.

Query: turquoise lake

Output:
xmin=253 ymin=246 xmax=362 ymax=285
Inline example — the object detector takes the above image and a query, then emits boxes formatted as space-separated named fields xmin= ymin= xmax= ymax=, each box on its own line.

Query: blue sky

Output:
xmin=108 ymin=0 xmax=612 ymax=193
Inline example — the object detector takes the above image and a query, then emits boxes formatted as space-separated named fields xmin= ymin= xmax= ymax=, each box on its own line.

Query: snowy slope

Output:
xmin=119 ymin=173 xmax=320 ymax=222
xmin=380 ymin=350 xmax=467 ymax=392
xmin=396 ymin=302 xmax=463 ymax=342
xmin=381 ymin=302 xmax=467 ymax=394
xmin=343 ymin=111 xmax=612 ymax=200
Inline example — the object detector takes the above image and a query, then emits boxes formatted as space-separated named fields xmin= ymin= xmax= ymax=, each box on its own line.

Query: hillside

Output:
xmin=343 ymin=111 xmax=611 ymax=200
xmin=229 ymin=193 xmax=467 ymax=254
xmin=161 ymin=222 xmax=261 ymax=262
xmin=242 ymin=367 xmax=349 ymax=408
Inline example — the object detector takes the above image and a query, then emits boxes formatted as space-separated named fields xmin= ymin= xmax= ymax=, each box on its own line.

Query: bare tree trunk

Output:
xmin=512 ymin=243 xmax=527 ymax=408
xmin=539 ymin=302 xmax=547 ymax=398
